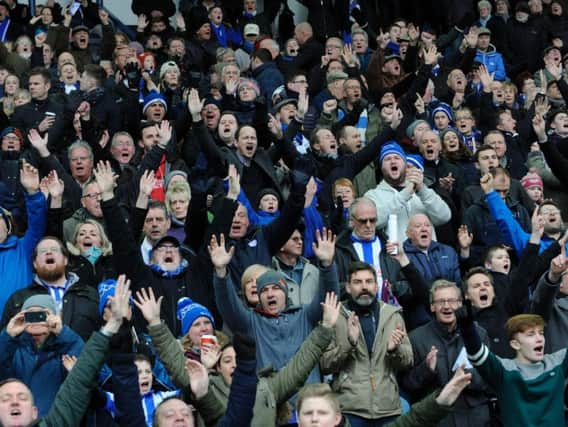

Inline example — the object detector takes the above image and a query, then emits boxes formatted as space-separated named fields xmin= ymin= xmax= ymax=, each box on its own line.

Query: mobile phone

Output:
xmin=24 ymin=311 xmax=47 ymax=323
xmin=45 ymin=111 xmax=56 ymax=118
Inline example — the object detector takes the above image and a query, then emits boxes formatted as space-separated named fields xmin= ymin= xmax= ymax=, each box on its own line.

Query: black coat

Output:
xmin=102 ymin=196 xmax=218 ymax=337
xmin=402 ymin=320 xmax=491 ymax=427
xmin=1 ymin=274 xmax=100 ymax=343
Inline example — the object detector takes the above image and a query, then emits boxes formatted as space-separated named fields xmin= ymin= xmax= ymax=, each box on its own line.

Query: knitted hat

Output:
xmin=97 ymin=279 xmax=135 ymax=316
xmin=71 ymin=25 xmax=89 ymax=36
xmin=203 ymin=95 xmax=222 ymax=110
xmin=177 ymin=297 xmax=215 ymax=336
xmin=406 ymin=119 xmax=430 ymax=139
xmin=142 ymin=91 xmax=168 ymax=115
xmin=22 ymin=294 xmax=56 ymax=314
xmin=326 ymin=71 xmax=348 ymax=85
xmin=431 ymin=103 xmax=454 ymax=123
xmin=521 ymin=173 xmax=543 ymax=189
xmin=34 ymin=27 xmax=48 ymax=36
xmin=164 ymin=170 xmax=188 ymax=190
xmin=128 ymin=41 xmax=144 ymax=56
xmin=515 ymin=1 xmax=530 ymax=13
xmin=406 ymin=154 xmax=424 ymax=171
xmin=159 ymin=61 xmax=180 ymax=80
xmin=186 ymin=6 xmax=210 ymax=36
xmin=379 ymin=141 xmax=405 ymax=164
xmin=256 ymin=188 xmax=281 ymax=208
xmin=0 ymin=126 xmax=24 ymax=142
xmin=255 ymin=270 xmax=288 ymax=300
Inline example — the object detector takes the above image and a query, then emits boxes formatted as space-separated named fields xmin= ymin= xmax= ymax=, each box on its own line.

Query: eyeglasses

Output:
xmin=82 ymin=192 xmax=102 ymax=200
xmin=292 ymin=79 xmax=308 ymax=84
xmin=37 ymin=246 xmax=62 ymax=254
xmin=70 ymin=156 xmax=90 ymax=162
xmin=540 ymin=208 xmax=560 ymax=215
xmin=353 ymin=217 xmax=377 ymax=225
xmin=155 ymin=245 xmax=179 ymax=252
xmin=432 ymin=298 xmax=461 ymax=307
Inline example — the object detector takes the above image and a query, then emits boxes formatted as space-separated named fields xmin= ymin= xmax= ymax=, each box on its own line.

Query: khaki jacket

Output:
xmin=321 ymin=302 xmax=413 ymax=419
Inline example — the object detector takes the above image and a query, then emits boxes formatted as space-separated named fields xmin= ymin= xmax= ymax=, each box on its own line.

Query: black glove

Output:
xmin=233 ymin=332 xmax=256 ymax=361
xmin=455 ymin=299 xmax=475 ymax=330
xmin=351 ymin=8 xmax=367 ymax=27
xmin=291 ymin=155 xmax=315 ymax=188
xmin=125 ymin=61 xmax=141 ymax=88
xmin=329 ymin=196 xmax=345 ymax=236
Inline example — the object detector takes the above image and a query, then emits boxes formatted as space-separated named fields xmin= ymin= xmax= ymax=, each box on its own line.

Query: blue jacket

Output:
xmin=252 ymin=61 xmax=285 ymax=107
xmin=0 ymin=326 xmax=84 ymax=416
xmin=403 ymin=239 xmax=462 ymax=286
xmin=486 ymin=190 xmax=559 ymax=256
xmin=213 ymin=264 xmax=339 ymax=384
xmin=474 ymin=45 xmax=507 ymax=81
xmin=0 ymin=191 xmax=47 ymax=311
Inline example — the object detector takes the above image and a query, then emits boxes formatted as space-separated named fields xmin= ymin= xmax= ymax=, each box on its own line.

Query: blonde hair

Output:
xmin=165 ymin=182 xmax=191 ymax=216
xmin=241 ymin=264 xmax=269 ymax=293
xmin=67 ymin=219 xmax=112 ymax=256
xmin=297 ymin=383 xmax=341 ymax=414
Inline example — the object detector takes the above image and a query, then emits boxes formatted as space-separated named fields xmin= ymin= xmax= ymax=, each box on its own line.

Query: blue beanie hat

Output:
xmin=97 ymin=279 xmax=134 ymax=316
xmin=98 ymin=279 xmax=117 ymax=316
xmin=379 ymin=141 xmax=406 ymax=164
xmin=431 ymin=103 xmax=454 ymax=124
xmin=406 ymin=119 xmax=430 ymax=139
xmin=177 ymin=297 xmax=215 ymax=336
xmin=142 ymin=91 xmax=168 ymax=115
xmin=406 ymin=154 xmax=424 ymax=171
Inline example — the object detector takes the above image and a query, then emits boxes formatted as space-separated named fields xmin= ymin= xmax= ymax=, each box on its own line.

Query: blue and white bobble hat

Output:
xmin=379 ymin=141 xmax=406 ymax=164
xmin=406 ymin=154 xmax=424 ymax=171
xmin=142 ymin=91 xmax=168 ymax=115
xmin=177 ymin=297 xmax=215 ymax=336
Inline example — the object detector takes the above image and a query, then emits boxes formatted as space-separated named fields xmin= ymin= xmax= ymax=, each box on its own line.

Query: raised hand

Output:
xmin=322 ymin=98 xmax=338 ymax=115
xmin=98 ymin=130 xmax=110 ymax=149
xmin=137 ymin=14 xmax=149 ymax=31
xmin=139 ymin=169 xmax=156 ymax=198
xmin=304 ymin=176 xmax=317 ymax=208
xmin=549 ymin=243 xmax=568 ymax=282
xmin=186 ymin=359 xmax=210 ymax=399
xmin=187 ymin=88 xmax=204 ymax=120
xmin=297 ymin=89 xmax=309 ymax=121
xmin=422 ymin=45 xmax=438 ymax=65
xmin=436 ymin=365 xmax=472 ymax=406
xmin=426 ymin=345 xmax=438 ymax=372
xmin=480 ymin=172 xmax=494 ymax=194
xmin=77 ymin=100 xmax=91 ymax=121
xmin=313 ymin=227 xmax=336 ymax=267
xmin=321 ymin=292 xmax=340 ymax=328
xmin=267 ymin=113 xmax=283 ymax=139
xmin=341 ymin=44 xmax=357 ymax=67
xmin=208 ymin=234 xmax=235 ymax=276
xmin=376 ymin=28 xmax=390 ymax=49
xmin=175 ymin=13 xmax=186 ymax=31
xmin=530 ymin=205 xmax=545 ymax=241
xmin=414 ymin=93 xmax=425 ymax=114
xmin=534 ymin=97 xmax=551 ymax=119
xmin=38 ymin=115 xmax=55 ymax=133
xmin=20 ymin=159 xmax=40 ymax=194
xmin=387 ymin=322 xmax=406 ymax=351
xmin=386 ymin=240 xmax=409 ymax=266
xmin=464 ymin=26 xmax=479 ymax=48
xmin=478 ymin=64 xmax=494 ymax=92
xmin=28 ymin=128 xmax=49 ymax=157
xmin=101 ymin=275 xmax=131 ymax=335
xmin=226 ymin=164 xmax=241 ymax=200
xmin=134 ymin=287 xmax=163 ymax=327
xmin=225 ymin=78 xmax=238 ymax=95
xmin=157 ymin=120 xmax=172 ymax=147
xmin=532 ymin=114 xmax=547 ymax=142
xmin=93 ymin=160 xmax=117 ymax=198
xmin=347 ymin=311 xmax=360 ymax=346
xmin=457 ymin=225 xmax=473 ymax=249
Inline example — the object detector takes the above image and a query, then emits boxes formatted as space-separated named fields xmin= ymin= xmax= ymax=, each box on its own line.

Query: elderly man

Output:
xmin=403 ymin=213 xmax=461 ymax=286
xmin=365 ymin=142 xmax=452 ymax=240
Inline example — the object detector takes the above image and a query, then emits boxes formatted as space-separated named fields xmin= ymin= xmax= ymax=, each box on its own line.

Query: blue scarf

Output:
xmin=150 ymin=259 xmax=189 ymax=278
xmin=350 ymin=234 xmax=378 ymax=266
xmin=211 ymin=22 xmax=227 ymax=47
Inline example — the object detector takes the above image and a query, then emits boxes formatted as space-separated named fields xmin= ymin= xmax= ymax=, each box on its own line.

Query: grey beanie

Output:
xmin=406 ymin=119 xmax=430 ymax=139
xmin=255 ymin=270 xmax=289 ymax=300
xmin=22 ymin=295 xmax=56 ymax=314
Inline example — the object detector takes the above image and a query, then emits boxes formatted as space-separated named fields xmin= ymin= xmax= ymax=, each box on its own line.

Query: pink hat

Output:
xmin=521 ymin=173 xmax=543 ymax=189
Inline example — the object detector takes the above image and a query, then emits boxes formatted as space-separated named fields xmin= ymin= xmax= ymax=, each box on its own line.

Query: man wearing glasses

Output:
xmin=402 ymin=280 xmax=491 ymax=427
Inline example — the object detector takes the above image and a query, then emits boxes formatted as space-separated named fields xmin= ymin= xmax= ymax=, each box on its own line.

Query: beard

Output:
xmin=36 ymin=263 xmax=66 ymax=282
xmin=353 ymin=293 xmax=375 ymax=307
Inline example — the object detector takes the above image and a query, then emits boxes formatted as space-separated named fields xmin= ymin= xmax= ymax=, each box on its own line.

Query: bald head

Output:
xmin=418 ymin=130 xmax=442 ymax=161
xmin=406 ymin=213 xmax=433 ymax=250
xmin=259 ymin=38 xmax=279 ymax=59
xmin=294 ymin=22 xmax=313 ymax=45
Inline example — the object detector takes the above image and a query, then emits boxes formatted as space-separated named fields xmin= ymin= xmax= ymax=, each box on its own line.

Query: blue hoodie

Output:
xmin=474 ymin=45 xmax=507 ymax=81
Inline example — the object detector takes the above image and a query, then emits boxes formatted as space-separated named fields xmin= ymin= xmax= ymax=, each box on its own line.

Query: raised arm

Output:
xmin=531 ymin=248 xmax=568 ymax=321
xmin=209 ymin=234 xmax=253 ymax=332
xmin=19 ymin=159 xmax=47 ymax=253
